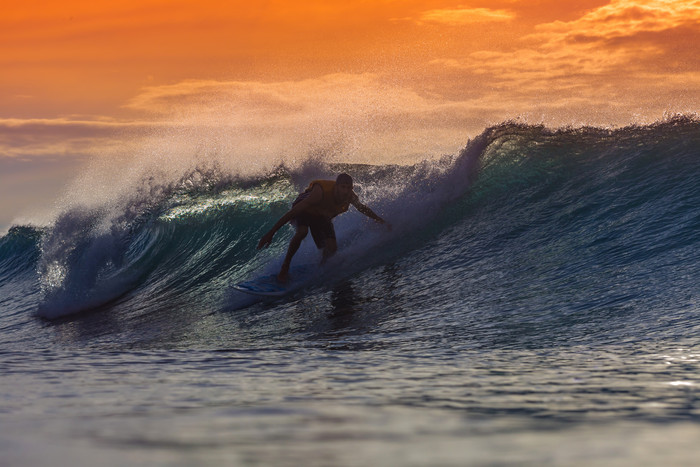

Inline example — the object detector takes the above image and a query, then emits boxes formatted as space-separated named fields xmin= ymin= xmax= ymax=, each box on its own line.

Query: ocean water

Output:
xmin=1 ymin=117 xmax=699 ymax=465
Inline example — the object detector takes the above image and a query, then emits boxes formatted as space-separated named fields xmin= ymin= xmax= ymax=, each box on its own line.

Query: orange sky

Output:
xmin=2 ymin=1 xmax=612 ymax=116
xmin=1 ymin=0 xmax=699 ymax=227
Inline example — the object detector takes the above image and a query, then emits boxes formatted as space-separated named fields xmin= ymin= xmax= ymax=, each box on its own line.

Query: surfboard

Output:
xmin=233 ymin=264 xmax=317 ymax=297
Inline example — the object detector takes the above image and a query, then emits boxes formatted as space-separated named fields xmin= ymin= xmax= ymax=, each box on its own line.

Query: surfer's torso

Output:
xmin=301 ymin=180 xmax=352 ymax=219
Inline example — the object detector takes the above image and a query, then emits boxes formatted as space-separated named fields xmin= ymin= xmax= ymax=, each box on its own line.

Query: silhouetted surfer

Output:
xmin=257 ymin=173 xmax=389 ymax=282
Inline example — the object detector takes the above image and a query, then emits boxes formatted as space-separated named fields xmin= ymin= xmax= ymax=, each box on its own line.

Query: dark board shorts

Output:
xmin=291 ymin=191 xmax=336 ymax=249
xmin=293 ymin=212 xmax=335 ymax=249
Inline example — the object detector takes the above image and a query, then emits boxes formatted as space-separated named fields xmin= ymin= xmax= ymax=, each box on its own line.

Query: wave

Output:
xmin=0 ymin=226 xmax=43 ymax=276
xmin=1 ymin=116 xmax=698 ymax=321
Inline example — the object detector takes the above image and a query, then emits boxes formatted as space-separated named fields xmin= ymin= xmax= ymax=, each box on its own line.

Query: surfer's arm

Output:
xmin=257 ymin=185 xmax=323 ymax=249
xmin=351 ymin=196 xmax=388 ymax=225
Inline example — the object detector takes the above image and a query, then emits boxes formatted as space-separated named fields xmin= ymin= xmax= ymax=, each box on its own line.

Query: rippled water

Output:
xmin=4 ymin=342 xmax=700 ymax=466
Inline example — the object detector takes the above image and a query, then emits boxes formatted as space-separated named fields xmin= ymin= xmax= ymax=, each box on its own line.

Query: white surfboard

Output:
xmin=233 ymin=264 xmax=317 ymax=297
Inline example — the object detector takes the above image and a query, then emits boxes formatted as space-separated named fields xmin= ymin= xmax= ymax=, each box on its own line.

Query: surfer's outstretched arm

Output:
xmin=257 ymin=185 xmax=323 ymax=249
xmin=351 ymin=197 xmax=389 ymax=228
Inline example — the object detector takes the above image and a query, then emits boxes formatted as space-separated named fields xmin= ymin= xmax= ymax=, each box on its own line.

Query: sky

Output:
xmin=1 ymin=0 xmax=699 ymax=229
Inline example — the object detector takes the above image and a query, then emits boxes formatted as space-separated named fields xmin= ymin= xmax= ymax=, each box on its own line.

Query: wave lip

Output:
xmin=35 ymin=208 xmax=146 ymax=319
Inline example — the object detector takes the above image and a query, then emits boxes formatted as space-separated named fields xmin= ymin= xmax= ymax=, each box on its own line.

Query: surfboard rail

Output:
xmin=233 ymin=264 xmax=317 ymax=297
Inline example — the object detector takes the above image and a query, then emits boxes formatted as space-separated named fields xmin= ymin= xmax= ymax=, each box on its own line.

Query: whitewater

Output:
xmin=1 ymin=117 xmax=699 ymax=465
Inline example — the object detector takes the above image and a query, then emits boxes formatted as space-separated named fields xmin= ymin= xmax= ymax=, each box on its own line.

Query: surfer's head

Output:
xmin=335 ymin=173 xmax=354 ymax=202
xmin=336 ymin=173 xmax=353 ymax=187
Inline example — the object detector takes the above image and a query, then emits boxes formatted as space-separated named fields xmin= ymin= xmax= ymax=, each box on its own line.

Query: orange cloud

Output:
xmin=418 ymin=7 xmax=515 ymax=25
xmin=430 ymin=0 xmax=700 ymax=105
xmin=531 ymin=0 xmax=700 ymax=45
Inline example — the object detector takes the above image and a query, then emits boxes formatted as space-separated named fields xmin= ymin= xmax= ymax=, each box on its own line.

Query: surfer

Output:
xmin=257 ymin=173 xmax=389 ymax=282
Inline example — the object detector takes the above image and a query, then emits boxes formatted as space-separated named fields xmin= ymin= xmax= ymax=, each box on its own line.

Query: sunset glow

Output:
xmin=2 ymin=0 xmax=699 ymax=226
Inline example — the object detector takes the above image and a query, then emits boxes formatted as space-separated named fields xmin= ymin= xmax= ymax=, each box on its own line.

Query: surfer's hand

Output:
xmin=257 ymin=231 xmax=274 ymax=249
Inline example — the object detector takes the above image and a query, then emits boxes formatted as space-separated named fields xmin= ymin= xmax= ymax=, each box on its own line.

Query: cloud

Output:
xmin=0 ymin=117 xmax=149 ymax=134
xmin=417 ymin=7 xmax=515 ymax=25
xmin=125 ymin=79 xmax=311 ymax=117
xmin=125 ymin=73 xmax=465 ymax=132
xmin=427 ymin=0 xmax=700 ymax=116
xmin=530 ymin=0 xmax=700 ymax=45
xmin=0 ymin=117 xmax=160 ymax=159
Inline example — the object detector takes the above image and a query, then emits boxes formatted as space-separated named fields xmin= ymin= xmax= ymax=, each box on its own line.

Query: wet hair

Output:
xmin=336 ymin=173 xmax=353 ymax=186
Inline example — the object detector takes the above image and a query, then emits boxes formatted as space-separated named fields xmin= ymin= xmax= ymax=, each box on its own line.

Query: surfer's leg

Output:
xmin=279 ymin=225 xmax=308 ymax=282
xmin=303 ymin=215 xmax=336 ymax=264
xmin=321 ymin=237 xmax=337 ymax=264
xmin=319 ymin=220 xmax=337 ymax=264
